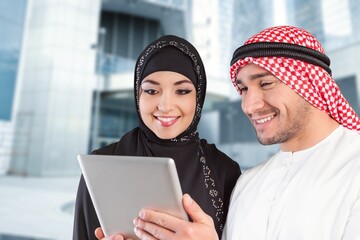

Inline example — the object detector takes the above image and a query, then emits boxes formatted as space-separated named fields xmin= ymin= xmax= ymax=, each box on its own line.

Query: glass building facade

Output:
xmin=0 ymin=0 xmax=27 ymax=121
xmin=0 ymin=0 xmax=27 ymax=175
xmin=231 ymin=0 xmax=274 ymax=53
xmin=9 ymin=0 xmax=101 ymax=176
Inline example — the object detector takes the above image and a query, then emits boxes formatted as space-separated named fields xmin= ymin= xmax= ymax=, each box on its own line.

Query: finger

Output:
xmin=95 ymin=227 xmax=127 ymax=240
xmin=104 ymin=235 xmax=125 ymax=240
xmin=95 ymin=227 xmax=105 ymax=239
xmin=134 ymin=217 xmax=174 ymax=240
xmin=138 ymin=208 xmax=183 ymax=231
xmin=183 ymin=194 xmax=214 ymax=226
xmin=133 ymin=225 xmax=157 ymax=240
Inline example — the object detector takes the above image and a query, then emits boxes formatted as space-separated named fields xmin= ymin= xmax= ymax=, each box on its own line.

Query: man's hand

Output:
xmin=133 ymin=194 xmax=219 ymax=240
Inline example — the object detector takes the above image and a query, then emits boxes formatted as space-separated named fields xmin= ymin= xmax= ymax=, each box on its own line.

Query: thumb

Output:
xmin=94 ymin=227 xmax=105 ymax=239
xmin=182 ymin=193 xmax=214 ymax=226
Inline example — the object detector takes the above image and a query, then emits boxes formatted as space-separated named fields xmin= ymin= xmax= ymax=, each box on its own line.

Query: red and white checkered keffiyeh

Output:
xmin=230 ymin=25 xmax=360 ymax=132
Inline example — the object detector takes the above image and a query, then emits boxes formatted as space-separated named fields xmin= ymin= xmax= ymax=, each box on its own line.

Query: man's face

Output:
xmin=236 ymin=63 xmax=312 ymax=148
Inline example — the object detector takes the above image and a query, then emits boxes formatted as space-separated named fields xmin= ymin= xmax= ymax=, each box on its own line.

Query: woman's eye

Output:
xmin=176 ymin=89 xmax=192 ymax=95
xmin=143 ymin=89 xmax=158 ymax=95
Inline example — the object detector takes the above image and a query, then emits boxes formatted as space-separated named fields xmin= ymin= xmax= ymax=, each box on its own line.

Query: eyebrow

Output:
xmin=141 ymin=79 xmax=193 ymax=86
xmin=142 ymin=79 xmax=159 ymax=85
xmin=174 ymin=79 xmax=193 ymax=86
xmin=236 ymin=72 xmax=272 ymax=84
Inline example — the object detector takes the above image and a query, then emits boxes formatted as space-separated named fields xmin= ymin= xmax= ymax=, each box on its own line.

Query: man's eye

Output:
xmin=261 ymin=82 xmax=273 ymax=88
xmin=176 ymin=89 xmax=192 ymax=95
xmin=143 ymin=89 xmax=158 ymax=95
xmin=238 ymin=86 xmax=247 ymax=95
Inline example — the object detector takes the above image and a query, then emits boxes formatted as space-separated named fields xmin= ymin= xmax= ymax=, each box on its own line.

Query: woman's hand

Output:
xmin=95 ymin=227 xmax=131 ymax=240
xmin=133 ymin=194 xmax=219 ymax=240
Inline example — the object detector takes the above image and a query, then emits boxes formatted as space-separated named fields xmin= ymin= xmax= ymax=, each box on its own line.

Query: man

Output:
xmin=97 ymin=26 xmax=360 ymax=240
xmin=223 ymin=25 xmax=360 ymax=240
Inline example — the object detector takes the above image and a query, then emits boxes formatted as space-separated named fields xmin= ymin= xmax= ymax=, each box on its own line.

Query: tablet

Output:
xmin=77 ymin=154 xmax=188 ymax=239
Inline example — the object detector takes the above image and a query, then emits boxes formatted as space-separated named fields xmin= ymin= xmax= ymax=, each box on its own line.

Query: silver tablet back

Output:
xmin=77 ymin=154 xmax=188 ymax=239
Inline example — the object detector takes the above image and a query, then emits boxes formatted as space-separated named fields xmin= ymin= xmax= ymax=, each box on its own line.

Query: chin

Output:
xmin=157 ymin=133 xmax=178 ymax=140
xmin=257 ymin=134 xmax=276 ymax=145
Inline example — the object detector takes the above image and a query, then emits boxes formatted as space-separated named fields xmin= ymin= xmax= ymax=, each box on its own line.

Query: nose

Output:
xmin=157 ymin=91 xmax=174 ymax=112
xmin=241 ymin=89 xmax=265 ymax=115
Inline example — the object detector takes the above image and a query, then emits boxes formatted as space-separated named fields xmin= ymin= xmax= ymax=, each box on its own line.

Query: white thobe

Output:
xmin=223 ymin=126 xmax=360 ymax=240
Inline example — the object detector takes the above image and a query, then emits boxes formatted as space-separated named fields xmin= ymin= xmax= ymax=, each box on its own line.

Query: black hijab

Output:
xmin=73 ymin=35 xmax=241 ymax=240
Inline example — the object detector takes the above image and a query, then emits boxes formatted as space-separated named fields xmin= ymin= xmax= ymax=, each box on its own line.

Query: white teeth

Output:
xmin=157 ymin=117 xmax=176 ymax=122
xmin=255 ymin=116 xmax=274 ymax=124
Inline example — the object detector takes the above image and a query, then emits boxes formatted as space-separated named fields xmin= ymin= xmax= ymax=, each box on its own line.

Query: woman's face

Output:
xmin=139 ymin=71 xmax=196 ymax=139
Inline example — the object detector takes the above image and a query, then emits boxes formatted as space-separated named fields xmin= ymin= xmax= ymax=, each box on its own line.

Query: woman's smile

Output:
xmin=155 ymin=116 xmax=179 ymax=127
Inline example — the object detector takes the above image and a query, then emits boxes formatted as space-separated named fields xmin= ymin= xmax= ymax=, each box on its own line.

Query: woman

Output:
xmin=72 ymin=35 xmax=241 ymax=239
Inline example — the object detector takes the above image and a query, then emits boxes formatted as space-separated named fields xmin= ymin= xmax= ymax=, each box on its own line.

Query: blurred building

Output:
xmin=0 ymin=0 xmax=28 ymax=175
xmin=231 ymin=0 xmax=275 ymax=55
xmin=3 ymin=0 xmax=193 ymax=176
xmin=192 ymin=0 xmax=234 ymax=81
xmin=287 ymin=0 xmax=325 ymax=43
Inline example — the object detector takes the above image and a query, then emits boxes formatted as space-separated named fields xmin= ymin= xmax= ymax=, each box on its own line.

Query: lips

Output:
xmin=155 ymin=116 xmax=179 ymax=127
xmin=251 ymin=113 xmax=276 ymax=126
xmin=254 ymin=115 xmax=275 ymax=124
